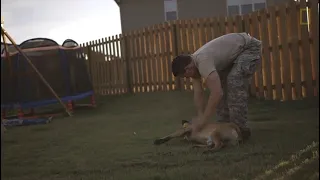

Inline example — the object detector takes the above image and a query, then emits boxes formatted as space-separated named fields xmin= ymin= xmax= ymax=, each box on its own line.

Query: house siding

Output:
xmin=118 ymin=0 xmax=291 ymax=33
xmin=178 ymin=0 xmax=227 ymax=19
xmin=266 ymin=0 xmax=291 ymax=7
xmin=119 ymin=0 xmax=228 ymax=33
xmin=120 ymin=0 xmax=165 ymax=33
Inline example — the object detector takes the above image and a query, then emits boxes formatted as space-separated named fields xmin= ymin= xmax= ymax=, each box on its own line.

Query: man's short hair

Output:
xmin=171 ymin=55 xmax=192 ymax=77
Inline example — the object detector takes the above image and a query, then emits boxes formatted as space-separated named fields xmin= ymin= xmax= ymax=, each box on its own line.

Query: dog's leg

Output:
xmin=228 ymin=123 xmax=243 ymax=143
xmin=192 ymin=134 xmax=220 ymax=150
xmin=191 ymin=144 xmax=209 ymax=148
xmin=154 ymin=127 xmax=191 ymax=145
xmin=225 ymin=129 xmax=241 ymax=147
xmin=204 ymin=131 xmax=224 ymax=153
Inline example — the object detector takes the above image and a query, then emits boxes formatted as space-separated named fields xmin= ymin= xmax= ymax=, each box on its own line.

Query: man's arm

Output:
xmin=192 ymin=78 xmax=205 ymax=116
xmin=194 ymin=71 xmax=223 ymax=129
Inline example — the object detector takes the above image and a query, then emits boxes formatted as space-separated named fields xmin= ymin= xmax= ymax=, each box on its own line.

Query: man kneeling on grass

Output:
xmin=171 ymin=32 xmax=262 ymax=141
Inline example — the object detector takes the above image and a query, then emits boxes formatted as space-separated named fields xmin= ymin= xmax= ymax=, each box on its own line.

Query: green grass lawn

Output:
xmin=1 ymin=91 xmax=319 ymax=180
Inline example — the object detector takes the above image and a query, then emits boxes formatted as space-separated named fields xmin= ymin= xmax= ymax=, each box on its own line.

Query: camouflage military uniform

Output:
xmin=216 ymin=37 xmax=262 ymax=129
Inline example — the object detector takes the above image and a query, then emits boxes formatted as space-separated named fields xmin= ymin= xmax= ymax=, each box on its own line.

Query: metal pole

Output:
xmin=1 ymin=27 xmax=72 ymax=117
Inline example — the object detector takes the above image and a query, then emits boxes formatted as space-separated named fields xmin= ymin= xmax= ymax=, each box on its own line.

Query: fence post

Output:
xmin=86 ymin=43 xmax=95 ymax=87
xmin=86 ymin=43 xmax=99 ymax=96
xmin=86 ymin=44 xmax=93 ymax=81
xmin=172 ymin=22 xmax=182 ymax=91
xmin=123 ymin=35 xmax=133 ymax=93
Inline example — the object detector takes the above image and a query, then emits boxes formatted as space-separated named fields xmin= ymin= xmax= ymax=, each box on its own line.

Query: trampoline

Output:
xmin=1 ymin=38 xmax=94 ymax=118
xmin=62 ymin=39 xmax=79 ymax=48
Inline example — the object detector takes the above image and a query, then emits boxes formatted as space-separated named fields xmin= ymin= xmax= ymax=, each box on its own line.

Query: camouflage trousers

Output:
xmin=216 ymin=37 xmax=262 ymax=129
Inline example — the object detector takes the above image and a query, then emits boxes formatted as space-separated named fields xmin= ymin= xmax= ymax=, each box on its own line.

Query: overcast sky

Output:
xmin=1 ymin=0 xmax=121 ymax=44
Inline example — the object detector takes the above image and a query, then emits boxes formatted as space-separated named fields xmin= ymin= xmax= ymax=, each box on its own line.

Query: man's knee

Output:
xmin=227 ymin=93 xmax=249 ymax=128
xmin=227 ymin=81 xmax=248 ymax=107
xmin=225 ymin=64 xmax=250 ymax=128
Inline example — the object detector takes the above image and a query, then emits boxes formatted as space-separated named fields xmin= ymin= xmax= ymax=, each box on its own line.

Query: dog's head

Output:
xmin=181 ymin=120 xmax=192 ymax=139
xmin=181 ymin=120 xmax=191 ymax=128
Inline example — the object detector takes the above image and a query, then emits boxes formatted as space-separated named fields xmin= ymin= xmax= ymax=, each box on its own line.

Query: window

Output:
xmin=228 ymin=5 xmax=240 ymax=16
xmin=226 ymin=0 xmax=267 ymax=16
xmin=254 ymin=2 xmax=266 ymax=11
xmin=166 ymin=11 xmax=177 ymax=21
xmin=164 ymin=0 xmax=178 ymax=21
xmin=241 ymin=4 xmax=253 ymax=15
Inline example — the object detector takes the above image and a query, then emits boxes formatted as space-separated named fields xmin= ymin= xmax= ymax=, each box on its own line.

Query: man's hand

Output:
xmin=192 ymin=71 xmax=223 ymax=132
xmin=191 ymin=116 xmax=206 ymax=132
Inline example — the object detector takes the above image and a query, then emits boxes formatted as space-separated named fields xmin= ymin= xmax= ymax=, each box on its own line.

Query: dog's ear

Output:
xmin=181 ymin=120 xmax=189 ymax=125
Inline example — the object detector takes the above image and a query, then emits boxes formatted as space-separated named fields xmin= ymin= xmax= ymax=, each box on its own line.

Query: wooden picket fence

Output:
xmin=81 ymin=0 xmax=319 ymax=101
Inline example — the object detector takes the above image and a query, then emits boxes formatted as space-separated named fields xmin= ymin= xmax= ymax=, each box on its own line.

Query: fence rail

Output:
xmin=81 ymin=0 xmax=319 ymax=101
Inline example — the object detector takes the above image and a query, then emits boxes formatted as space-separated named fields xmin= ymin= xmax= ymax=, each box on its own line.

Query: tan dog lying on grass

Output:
xmin=154 ymin=119 xmax=243 ymax=152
